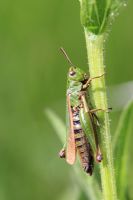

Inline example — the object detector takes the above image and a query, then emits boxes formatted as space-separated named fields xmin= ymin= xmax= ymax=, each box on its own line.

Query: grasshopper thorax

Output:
xmin=68 ymin=66 xmax=88 ymax=82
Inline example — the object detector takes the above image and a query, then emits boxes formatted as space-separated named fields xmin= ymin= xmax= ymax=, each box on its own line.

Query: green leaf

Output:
xmin=79 ymin=0 xmax=127 ymax=34
xmin=45 ymin=108 xmax=66 ymax=144
xmin=58 ymin=185 xmax=80 ymax=200
xmin=113 ymin=101 xmax=133 ymax=200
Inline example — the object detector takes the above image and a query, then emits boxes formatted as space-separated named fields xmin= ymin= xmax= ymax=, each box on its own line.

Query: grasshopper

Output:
xmin=59 ymin=48 xmax=107 ymax=175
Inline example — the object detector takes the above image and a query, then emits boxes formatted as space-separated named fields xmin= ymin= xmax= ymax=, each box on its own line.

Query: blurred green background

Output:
xmin=0 ymin=0 xmax=133 ymax=200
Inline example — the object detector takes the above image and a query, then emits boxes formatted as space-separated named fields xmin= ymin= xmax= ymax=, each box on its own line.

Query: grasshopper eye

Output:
xmin=69 ymin=71 xmax=76 ymax=76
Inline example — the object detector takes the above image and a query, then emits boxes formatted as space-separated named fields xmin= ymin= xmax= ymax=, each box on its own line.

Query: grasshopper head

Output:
xmin=59 ymin=48 xmax=88 ymax=82
xmin=68 ymin=66 xmax=88 ymax=82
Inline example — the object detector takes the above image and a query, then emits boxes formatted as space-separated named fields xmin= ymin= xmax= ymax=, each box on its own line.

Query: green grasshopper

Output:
xmin=59 ymin=48 xmax=106 ymax=175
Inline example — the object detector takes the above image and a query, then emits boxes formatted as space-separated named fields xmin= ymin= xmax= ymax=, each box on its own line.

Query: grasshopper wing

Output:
xmin=66 ymin=94 xmax=76 ymax=165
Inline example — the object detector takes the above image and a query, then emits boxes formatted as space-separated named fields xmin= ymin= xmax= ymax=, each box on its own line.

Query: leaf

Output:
xmin=45 ymin=108 xmax=102 ymax=200
xmin=79 ymin=0 xmax=127 ymax=34
xmin=113 ymin=101 xmax=133 ymax=200
xmin=58 ymin=185 xmax=80 ymax=200
xmin=45 ymin=108 xmax=66 ymax=144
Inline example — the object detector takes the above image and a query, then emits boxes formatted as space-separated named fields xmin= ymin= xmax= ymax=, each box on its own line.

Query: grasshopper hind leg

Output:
xmin=80 ymin=93 xmax=103 ymax=163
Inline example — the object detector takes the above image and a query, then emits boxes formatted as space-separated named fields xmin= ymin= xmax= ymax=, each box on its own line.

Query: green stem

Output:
xmin=84 ymin=29 xmax=117 ymax=200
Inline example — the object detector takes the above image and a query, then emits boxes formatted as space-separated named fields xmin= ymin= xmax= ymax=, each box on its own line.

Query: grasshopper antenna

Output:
xmin=60 ymin=47 xmax=74 ymax=66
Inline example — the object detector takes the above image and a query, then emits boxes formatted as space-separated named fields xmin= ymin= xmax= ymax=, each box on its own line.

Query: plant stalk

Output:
xmin=84 ymin=29 xmax=117 ymax=200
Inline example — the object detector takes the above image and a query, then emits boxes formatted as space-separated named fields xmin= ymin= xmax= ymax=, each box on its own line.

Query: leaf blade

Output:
xmin=79 ymin=0 xmax=127 ymax=34
xmin=113 ymin=101 xmax=133 ymax=200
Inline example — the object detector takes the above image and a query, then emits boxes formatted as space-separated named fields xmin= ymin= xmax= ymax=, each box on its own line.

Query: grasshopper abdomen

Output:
xmin=72 ymin=107 xmax=94 ymax=175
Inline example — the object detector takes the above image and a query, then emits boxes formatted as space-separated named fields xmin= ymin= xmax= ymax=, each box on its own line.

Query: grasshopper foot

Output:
xmin=96 ymin=153 xmax=103 ymax=162
xmin=59 ymin=149 xmax=66 ymax=158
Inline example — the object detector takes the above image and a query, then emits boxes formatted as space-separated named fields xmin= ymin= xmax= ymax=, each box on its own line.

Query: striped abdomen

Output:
xmin=72 ymin=109 xmax=94 ymax=175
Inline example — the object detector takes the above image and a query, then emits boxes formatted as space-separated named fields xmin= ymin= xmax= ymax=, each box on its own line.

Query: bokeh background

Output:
xmin=0 ymin=0 xmax=133 ymax=200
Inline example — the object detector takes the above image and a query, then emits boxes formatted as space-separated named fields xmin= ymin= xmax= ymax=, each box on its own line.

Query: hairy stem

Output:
xmin=84 ymin=30 xmax=117 ymax=200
